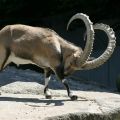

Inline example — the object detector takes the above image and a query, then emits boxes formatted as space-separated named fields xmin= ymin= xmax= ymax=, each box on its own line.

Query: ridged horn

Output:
xmin=67 ymin=13 xmax=94 ymax=65
xmin=81 ymin=23 xmax=116 ymax=70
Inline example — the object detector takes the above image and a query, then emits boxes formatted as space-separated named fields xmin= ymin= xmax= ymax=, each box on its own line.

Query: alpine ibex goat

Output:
xmin=0 ymin=13 xmax=116 ymax=100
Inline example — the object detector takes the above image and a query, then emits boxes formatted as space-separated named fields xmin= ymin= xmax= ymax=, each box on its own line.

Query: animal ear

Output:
xmin=73 ymin=52 xmax=78 ymax=58
xmin=72 ymin=53 xmax=78 ymax=66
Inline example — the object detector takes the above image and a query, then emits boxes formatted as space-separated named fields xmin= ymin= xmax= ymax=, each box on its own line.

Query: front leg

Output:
xmin=55 ymin=65 xmax=78 ymax=100
xmin=44 ymin=68 xmax=52 ymax=99
xmin=62 ymin=79 xmax=78 ymax=100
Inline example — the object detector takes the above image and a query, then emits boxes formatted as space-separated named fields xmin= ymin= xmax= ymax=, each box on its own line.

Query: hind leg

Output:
xmin=44 ymin=68 xmax=53 ymax=99
xmin=0 ymin=46 xmax=10 ymax=71
xmin=0 ymin=46 xmax=10 ymax=95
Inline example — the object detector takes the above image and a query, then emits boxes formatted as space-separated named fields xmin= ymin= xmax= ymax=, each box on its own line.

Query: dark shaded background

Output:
xmin=0 ymin=0 xmax=120 ymax=67
xmin=0 ymin=0 xmax=120 ymax=46
xmin=0 ymin=0 xmax=120 ymax=90
xmin=0 ymin=0 xmax=120 ymax=47
xmin=0 ymin=0 xmax=120 ymax=27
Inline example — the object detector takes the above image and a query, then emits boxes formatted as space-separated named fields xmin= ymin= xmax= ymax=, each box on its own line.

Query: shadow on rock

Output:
xmin=0 ymin=96 xmax=74 ymax=106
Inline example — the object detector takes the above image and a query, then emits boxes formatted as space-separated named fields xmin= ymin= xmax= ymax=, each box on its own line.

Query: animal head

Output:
xmin=64 ymin=14 xmax=116 ymax=76
xmin=64 ymin=50 xmax=83 ymax=76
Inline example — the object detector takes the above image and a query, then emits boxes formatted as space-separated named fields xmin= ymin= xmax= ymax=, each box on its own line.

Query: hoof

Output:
xmin=70 ymin=95 xmax=78 ymax=101
xmin=45 ymin=95 xmax=52 ymax=99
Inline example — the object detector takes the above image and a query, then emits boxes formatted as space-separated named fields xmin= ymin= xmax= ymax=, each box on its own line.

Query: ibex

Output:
xmin=0 ymin=13 xmax=116 ymax=100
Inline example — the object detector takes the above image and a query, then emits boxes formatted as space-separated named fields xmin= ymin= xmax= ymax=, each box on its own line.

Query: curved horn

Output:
xmin=67 ymin=13 xmax=94 ymax=65
xmin=81 ymin=23 xmax=116 ymax=70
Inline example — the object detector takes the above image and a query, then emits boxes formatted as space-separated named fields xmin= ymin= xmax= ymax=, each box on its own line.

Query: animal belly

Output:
xmin=11 ymin=57 xmax=35 ymax=66
xmin=7 ymin=53 xmax=50 ymax=69
xmin=34 ymin=56 xmax=50 ymax=68
xmin=8 ymin=53 xmax=36 ymax=67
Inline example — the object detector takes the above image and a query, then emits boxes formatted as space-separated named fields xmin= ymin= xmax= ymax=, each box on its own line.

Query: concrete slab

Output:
xmin=0 ymin=82 xmax=120 ymax=120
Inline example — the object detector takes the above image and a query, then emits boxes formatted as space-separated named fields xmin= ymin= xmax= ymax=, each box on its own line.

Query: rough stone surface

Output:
xmin=0 ymin=67 xmax=120 ymax=120
xmin=0 ymin=81 xmax=120 ymax=120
